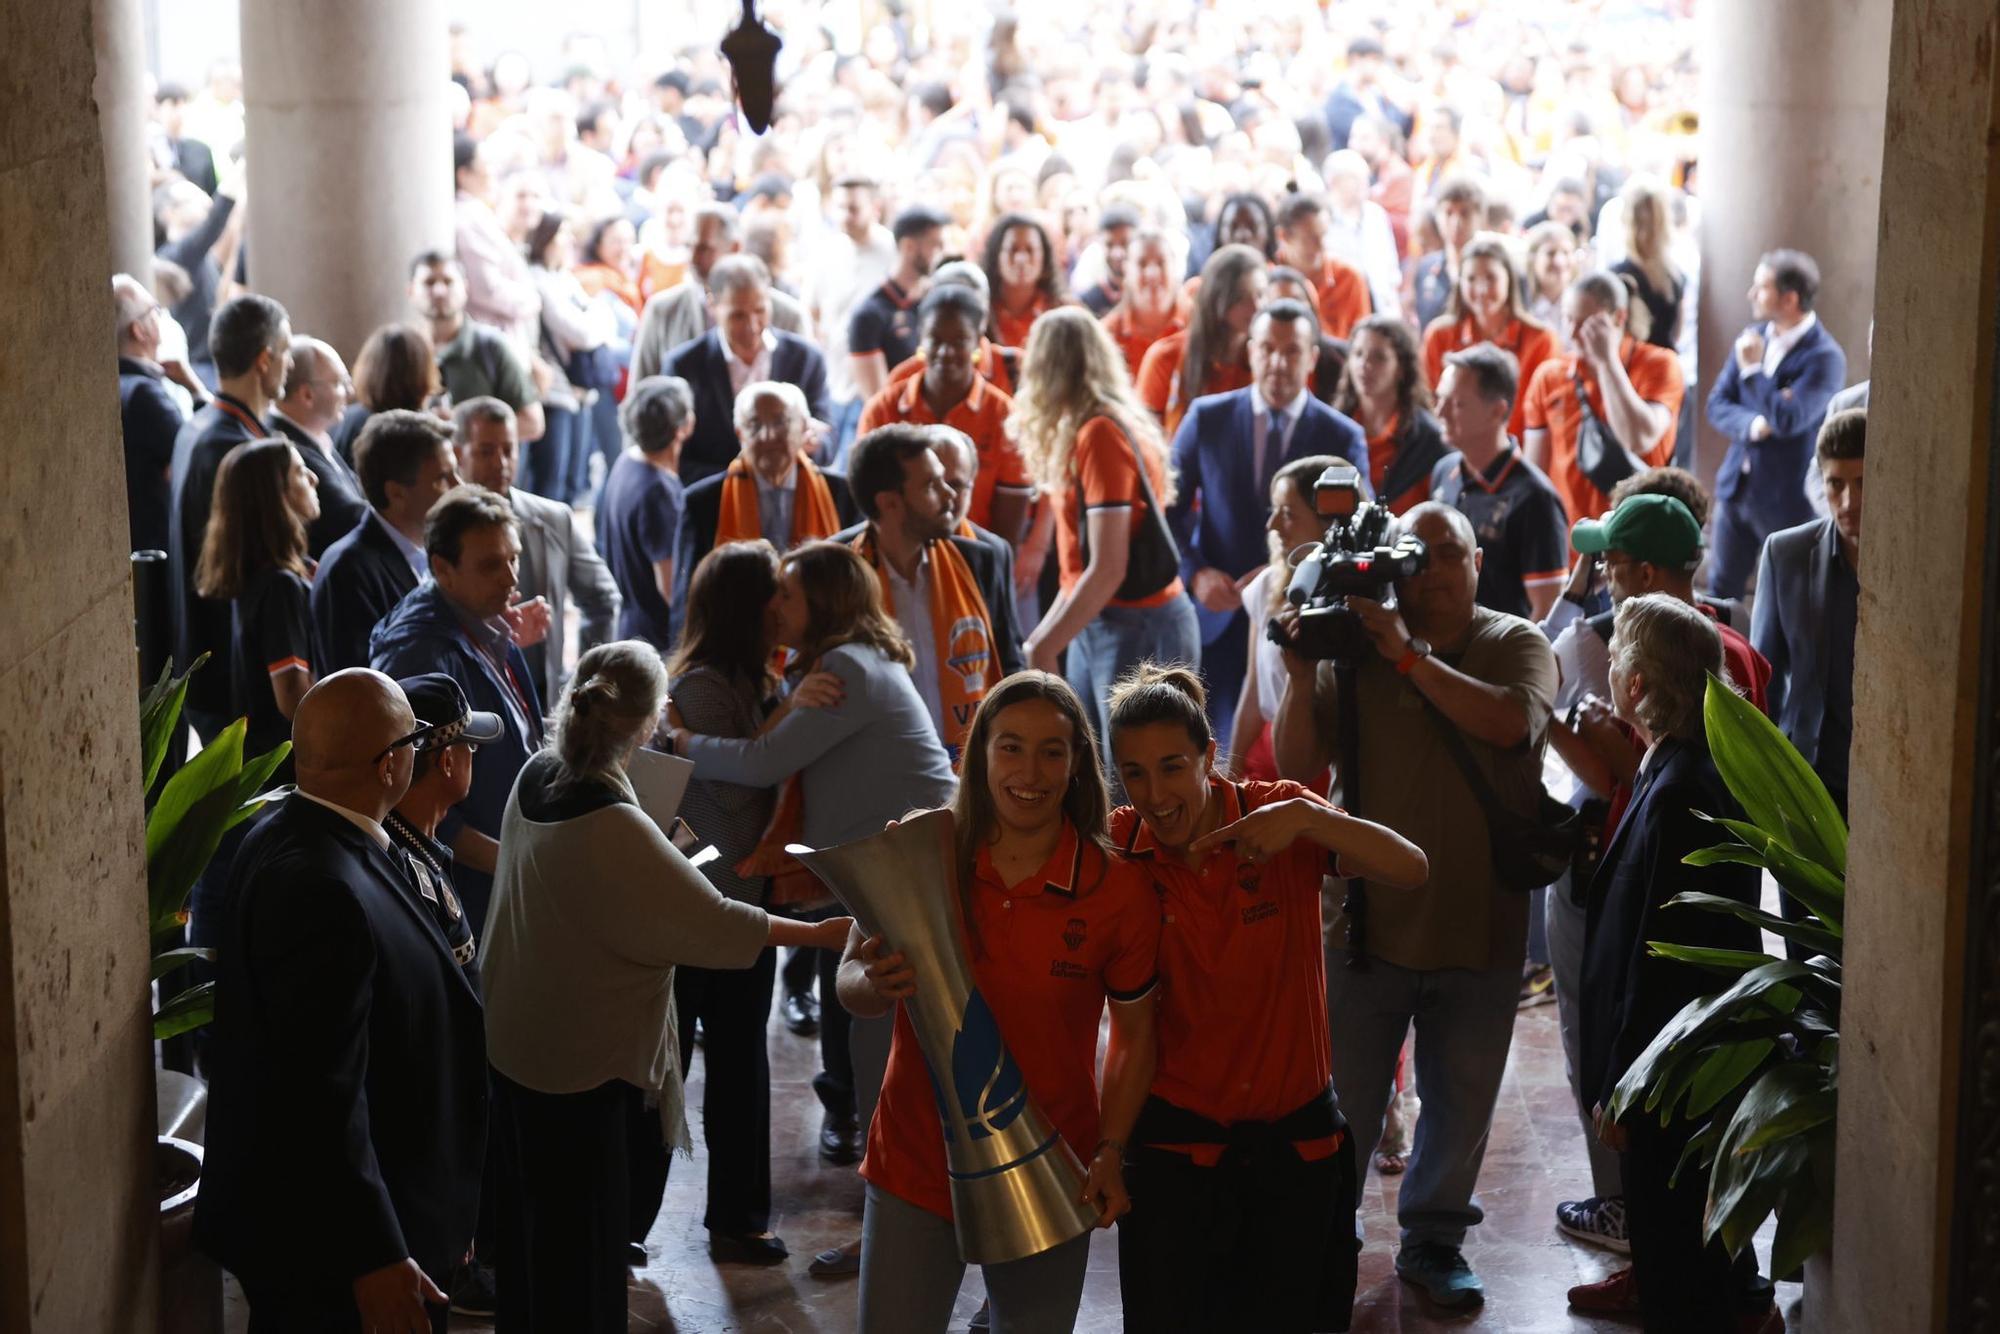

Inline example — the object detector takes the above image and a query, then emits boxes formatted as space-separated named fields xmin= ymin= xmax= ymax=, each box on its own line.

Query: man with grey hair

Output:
xmin=661 ymin=256 xmax=834 ymax=484
xmin=671 ymin=380 xmax=859 ymax=625
xmin=115 ymin=273 xmax=187 ymax=552
xmin=450 ymin=396 xmax=620 ymax=706
xmin=268 ymin=337 xmax=368 ymax=555
xmin=1568 ymin=592 xmax=1777 ymax=1329
xmin=595 ymin=376 xmax=696 ymax=648
xmin=630 ymin=202 xmax=807 ymax=379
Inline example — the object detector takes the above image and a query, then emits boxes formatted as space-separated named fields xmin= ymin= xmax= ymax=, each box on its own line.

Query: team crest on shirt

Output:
xmin=1062 ymin=917 xmax=1087 ymax=951
xmin=946 ymin=617 xmax=993 ymax=694
xmin=1236 ymin=863 xmax=1263 ymax=895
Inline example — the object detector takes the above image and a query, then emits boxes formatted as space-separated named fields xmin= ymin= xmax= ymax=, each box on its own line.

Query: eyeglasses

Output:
xmin=372 ymin=722 xmax=441 ymax=763
xmin=1593 ymin=555 xmax=1635 ymax=575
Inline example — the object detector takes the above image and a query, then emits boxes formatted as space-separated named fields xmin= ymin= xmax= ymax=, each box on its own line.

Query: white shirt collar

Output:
xmin=294 ymin=789 xmax=392 ymax=850
xmin=1250 ymin=384 xmax=1311 ymax=422
xmin=371 ymin=508 xmax=428 ymax=576
xmin=270 ymin=406 xmax=332 ymax=452
xmin=722 ymin=328 xmax=778 ymax=374
xmin=1765 ymin=312 xmax=1818 ymax=368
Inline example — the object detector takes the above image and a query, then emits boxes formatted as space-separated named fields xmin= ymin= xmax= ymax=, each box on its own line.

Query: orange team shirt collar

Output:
xmin=1121 ymin=777 xmax=1248 ymax=859
xmin=975 ymin=818 xmax=1088 ymax=900
xmin=895 ymin=367 xmax=988 ymax=421
xmin=1459 ymin=316 xmax=1524 ymax=352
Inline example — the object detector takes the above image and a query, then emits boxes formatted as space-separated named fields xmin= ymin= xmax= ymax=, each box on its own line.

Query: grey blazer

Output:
xmin=509 ymin=486 xmax=623 ymax=705
xmin=1750 ymin=515 xmax=1843 ymax=766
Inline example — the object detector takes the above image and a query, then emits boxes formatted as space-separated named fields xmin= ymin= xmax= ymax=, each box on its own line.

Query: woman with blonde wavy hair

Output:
xmin=1009 ymin=306 xmax=1198 ymax=751
xmin=1612 ymin=176 xmax=1686 ymax=350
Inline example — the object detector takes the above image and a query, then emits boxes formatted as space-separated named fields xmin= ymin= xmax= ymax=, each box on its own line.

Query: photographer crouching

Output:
xmin=1271 ymin=490 xmax=1557 ymax=1313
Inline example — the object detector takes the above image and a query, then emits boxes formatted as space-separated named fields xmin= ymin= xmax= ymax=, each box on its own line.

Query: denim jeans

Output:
xmin=1323 ymin=947 xmax=1521 ymax=1250
xmin=1546 ymin=873 xmax=1623 ymax=1198
xmin=858 ymin=1182 xmax=1091 ymax=1334
xmin=521 ymin=403 xmax=578 ymax=502
xmin=1065 ymin=596 xmax=1200 ymax=763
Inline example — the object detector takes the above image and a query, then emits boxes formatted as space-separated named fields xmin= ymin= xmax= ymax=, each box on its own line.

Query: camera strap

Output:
xmin=1419 ymin=696 xmax=1515 ymax=827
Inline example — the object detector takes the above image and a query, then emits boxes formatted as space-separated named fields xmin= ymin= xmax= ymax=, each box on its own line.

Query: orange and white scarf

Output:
xmin=850 ymin=529 xmax=995 ymax=757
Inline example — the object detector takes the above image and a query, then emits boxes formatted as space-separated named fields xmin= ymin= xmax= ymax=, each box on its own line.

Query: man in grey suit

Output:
xmin=452 ymin=398 xmax=622 ymax=706
xmin=1752 ymin=408 xmax=1864 ymax=954
xmin=629 ymin=203 xmax=806 ymax=381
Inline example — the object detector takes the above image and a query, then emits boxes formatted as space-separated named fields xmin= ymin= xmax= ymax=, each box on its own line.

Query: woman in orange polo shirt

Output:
xmin=1106 ymin=665 xmax=1427 ymax=1334
xmin=1101 ymin=227 xmax=1186 ymax=378
xmin=1419 ymin=233 xmax=1557 ymax=440
xmin=1134 ymin=244 xmax=1267 ymax=438
xmin=1010 ymin=308 xmax=1199 ymax=756
xmin=982 ymin=212 xmax=1070 ymax=350
xmin=839 ymin=672 xmax=1160 ymax=1333
xmin=1335 ymin=315 xmax=1449 ymax=515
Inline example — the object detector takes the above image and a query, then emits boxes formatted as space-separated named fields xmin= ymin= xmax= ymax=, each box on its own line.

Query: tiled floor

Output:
xmin=225 ymin=993 xmax=1797 ymax=1333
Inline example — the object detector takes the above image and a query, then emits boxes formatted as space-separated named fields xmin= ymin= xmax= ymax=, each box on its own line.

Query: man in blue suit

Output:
xmin=1703 ymin=249 xmax=1846 ymax=599
xmin=1167 ymin=298 xmax=1368 ymax=745
xmin=661 ymin=255 xmax=835 ymax=486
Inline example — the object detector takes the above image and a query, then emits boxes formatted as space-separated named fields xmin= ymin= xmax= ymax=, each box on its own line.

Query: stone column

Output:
xmin=1827 ymin=2 xmax=1999 ymax=1330
xmin=93 ymin=0 xmax=155 ymax=287
xmin=240 ymin=0 xmax=454 ymax=361
xmin=1693 ymin=0 xmax=1892 ymax=486
xmin=0 ymin=0 xmax=160 ymax=1331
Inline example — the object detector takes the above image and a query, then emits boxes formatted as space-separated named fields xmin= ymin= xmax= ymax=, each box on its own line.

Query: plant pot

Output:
xmin=159 ymin=1136 xmax=221 ymax=1334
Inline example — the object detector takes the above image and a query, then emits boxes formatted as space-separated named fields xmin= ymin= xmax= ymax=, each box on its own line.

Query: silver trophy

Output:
xmin=789 ymin=809 xmax=1099 ymax=1264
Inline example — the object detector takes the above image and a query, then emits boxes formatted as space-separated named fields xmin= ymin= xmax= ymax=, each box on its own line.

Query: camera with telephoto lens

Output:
xmin=1266 ymin=459 xmax=1429 ymax=663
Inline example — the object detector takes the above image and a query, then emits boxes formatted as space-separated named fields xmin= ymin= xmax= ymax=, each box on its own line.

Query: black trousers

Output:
xmin=1118 ymin=1139 xmax=1356 ymax=1333
xmin=242 ymin=1278 xmax=449 ymax=1333
xmin=1624 ymin=1116 xmax=1771 ymax=1332
xmin=489 ymin=1069 xmax=644 ymax=1334
xmin=671 ymin=945 xmax=777 ymax=1233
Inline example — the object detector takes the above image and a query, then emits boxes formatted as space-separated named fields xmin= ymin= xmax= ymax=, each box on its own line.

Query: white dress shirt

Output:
xmin=1759 ymin=311 xmax=1818 ymax=378
xmin=883 ymin=545 xmax=943 ymax=736
xmin=724 ymin=328 xmax=778 ymax=399
xmin=294 ymin=789 xmax=391 ymax=851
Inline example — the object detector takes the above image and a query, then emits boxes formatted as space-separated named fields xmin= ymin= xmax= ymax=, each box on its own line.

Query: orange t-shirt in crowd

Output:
xmin=1134 ymin=331 xmax=1254 ymax=439
xmin=1057 ymin=416 xmax=1185 ymax=608
xmin=1306 ymin=256 xmax=1373 ymax=341
xmin=993 ymin=294 xmax=1058 ymax=352
xmin=1421 ymin=315 xmax=1559 ymax=442
xmin=1520 ymin=337 xmax=1687 ymax=522
xmin=574 ymin=262 xmax=643 ymax=314
xmin=859 ymin=822 xmax=1161 ymax=1220
xmin=1112 ymin=778 xmax=1344 ymax=1165
xmin=1366 ymin=415 xmax=1434 ymax=516
xmin=1101 ymin=307 xmax=1186 ymax=380
xmin=888 ymin=339 xmax=1016 ymax=398
xmin=858 ymin=373 xmax=1033 ymax=534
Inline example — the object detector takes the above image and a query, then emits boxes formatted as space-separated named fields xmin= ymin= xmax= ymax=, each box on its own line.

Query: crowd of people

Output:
xmin=117 ymin=2 xmax=1876 ymax=1330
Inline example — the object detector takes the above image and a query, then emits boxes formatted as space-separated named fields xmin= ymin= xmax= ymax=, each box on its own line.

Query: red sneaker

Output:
xmin=1567 ymin=1266 xmax=1641 ymax=1314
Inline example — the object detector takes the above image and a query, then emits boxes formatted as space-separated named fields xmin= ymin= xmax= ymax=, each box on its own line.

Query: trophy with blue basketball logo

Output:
xmin=789 ymin=809 xmax=1098 ymax=1263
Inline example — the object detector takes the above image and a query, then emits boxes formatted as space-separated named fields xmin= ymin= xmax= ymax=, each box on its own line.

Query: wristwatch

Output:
xmin=1395 ymin=638 xmax=1433 ymax=676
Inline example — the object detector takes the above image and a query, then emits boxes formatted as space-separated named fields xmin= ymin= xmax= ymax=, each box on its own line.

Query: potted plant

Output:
xmin=1608 ymin=673 xmax=1844 ymax=1291
xmin=142 ymin=657 xmax=291 ymax=1334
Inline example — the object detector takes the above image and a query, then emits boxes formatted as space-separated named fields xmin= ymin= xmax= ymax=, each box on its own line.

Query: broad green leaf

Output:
xmin=1684 ymin=1039 xmax=1773 ymax=1119
xmin=150 ymin=947 xmax=214 ymax=981
xmin=1699 ymin=817 xmax=1846 ymax=929
xmin=146 ymin=718 xmax=247 ymax=866
xmin=1611 ymin=964 xmax=1809 ymax=1118
xmin=1736 ymin=1087 xmax=1836 ymax=1154
xmin=139 ymin=656 xmax=201 ymax=798
xmin=1671 ymin=1118 xmax=1722 ymax=1188
xmin=1771 ymin=1155 xmax=1834 ymax=1278
xmin=1660 ymin=891 xmax=1843 ymax=956
xmin=1703 ymin=674 xmax=1848 ymax=876
xmin=153 ymin=980 xmax=215 ymax=1041
xmin=1646 ymin=942 xmax=1777 ymax=975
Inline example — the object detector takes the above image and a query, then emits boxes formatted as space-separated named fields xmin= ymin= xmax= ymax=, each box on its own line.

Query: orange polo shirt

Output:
xmin=1134 ymin=331 xmax=1254 ymax=439
xmin=1112 ymin=779 xmax=1342 ymax=1165
xmin=1306 ymin=256 xmax=1373 ymax=341
xmin=1521 ymin=338 xmax=1686 ymax=522
xmin=994 ymin=294 xmax=1057 ymax=352
xmin=1057 ymin=416 xmax=1185 ymax=608
xmin=859 ymin=821 xmax=1161 ymax=1219
xmin=888 ymin=339 xmax=1016 ymax=398
xmin=1420 ymin=315 xmax=1559 ymax=442
xmin=858 ymin=374 xmax=1033 ymax=534
xmin=1101 ymin=307 xmax=1185 ymax=380
xmin=1365 ymin=415 xmax=1434 ymax=516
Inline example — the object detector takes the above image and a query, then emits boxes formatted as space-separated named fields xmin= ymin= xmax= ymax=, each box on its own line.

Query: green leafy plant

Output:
xmin=1608 ymin=672 xmax=1844 ymax=1278
xmin=143 ymin=656 xmax=292 ymax=1039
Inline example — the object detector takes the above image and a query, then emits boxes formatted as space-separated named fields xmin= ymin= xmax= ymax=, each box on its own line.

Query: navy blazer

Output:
xmin=1166 ymin=388 xmax=1369 ymax=642
xmin=660 ymin=330 xmax=835 ymax=486
xmin=1751 ymin=516 xmax=1847 ymax=768
xmin=268 ymin=415 xmax=371 ymax=559
xmin=1704 ymin=319 xmax=1846 ymax=526
xmin=119 ymin=357 xmax=183 ymax=554
xmin=1579 ymin=736 xmax=1762 ymax=1113
xmin=195 ymin=795 xmax=487 ymax=1297
xmin=311 ymin=512 xmax=422 ymax=673
xmin=670 ymin=467 xmax=861 ymax=640
xmin=167 ymin=396 xmax=260 ymax=726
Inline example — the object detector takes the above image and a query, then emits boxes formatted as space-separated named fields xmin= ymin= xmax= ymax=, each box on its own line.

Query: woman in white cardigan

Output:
xmin=481 ymin=640 xmax=851 ymax=1333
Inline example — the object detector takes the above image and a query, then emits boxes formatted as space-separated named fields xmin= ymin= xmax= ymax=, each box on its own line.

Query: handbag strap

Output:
xmin=1074 ymin=416 xmax=1171 ymax=579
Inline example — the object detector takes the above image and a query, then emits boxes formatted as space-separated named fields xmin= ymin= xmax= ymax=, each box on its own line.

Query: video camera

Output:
xmin=1267 ymin=459 xmax=1429 ymax=663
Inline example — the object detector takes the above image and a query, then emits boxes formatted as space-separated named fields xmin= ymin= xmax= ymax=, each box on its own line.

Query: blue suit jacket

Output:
xmin=1704 ymin=319 xmax=1846 ymax=526
xmin=1166 ymin=389 xmax=1369 ymax=643
xmin=311 ymin=512 xmax=422 ymax=674
xmin=1750 ymin=516 xmax=1845 ymax=767
xmin=661 ymin=330 xmax=835 ymax=486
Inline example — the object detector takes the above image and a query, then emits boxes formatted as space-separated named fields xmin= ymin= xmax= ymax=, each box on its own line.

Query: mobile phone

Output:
xmin=669 ymin=817 xmax=700 ymax=853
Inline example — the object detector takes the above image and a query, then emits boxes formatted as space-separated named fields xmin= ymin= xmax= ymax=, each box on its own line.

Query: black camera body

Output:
xmin=1267 ymin=460 xmax=1429 ymax=663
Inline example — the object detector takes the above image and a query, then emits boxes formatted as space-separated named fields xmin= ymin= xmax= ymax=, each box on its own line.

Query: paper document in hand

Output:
xmin=628 ymin=746 xmax=695 ymax=831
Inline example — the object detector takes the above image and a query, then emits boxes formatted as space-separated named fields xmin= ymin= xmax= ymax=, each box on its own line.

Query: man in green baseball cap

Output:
xmin=1568 ymin=492 xmax=1705 ymax=592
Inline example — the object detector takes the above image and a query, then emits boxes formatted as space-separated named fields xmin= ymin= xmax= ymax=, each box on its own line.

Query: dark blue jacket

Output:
xmin=661 ymin=329 xmax=835 ymax=485
xmin=369 ymin=583 xmax=544 ymax=931
xmin=312 ymin=511 xmax=422 ymax=674
xmin=268 ymin=414 xmax=370 ymax=558
xmin=1751 ymin=516 xmax=1847 ymax=769
xmin=1704 ymin=319 xmax=1846 ymax=528
xmin=1166 ymin=388 xmax=1369 ymax=644
xmin=119 ymin=356 xmax=183 ymax=553
xmin=167 ymin=394 xmax=261 ymax=726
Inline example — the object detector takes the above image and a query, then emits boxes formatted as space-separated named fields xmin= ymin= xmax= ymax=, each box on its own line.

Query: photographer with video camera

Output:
xmin=1270 ymin=482 xmax=1557 ymax=1313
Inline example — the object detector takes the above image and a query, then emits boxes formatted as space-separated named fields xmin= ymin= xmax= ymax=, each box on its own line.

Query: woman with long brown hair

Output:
xmin=1010 ymin=308 xmax=1198 ymax=753
xmin=333 ymin=322 xmax=443 ymax=464
xmin=1334 ymin=314 xmax=1449 ymax=515
xmin=838 ymin=671 xmax=1159 ymax=1333
xmin=1134 ymin=243 xmax=1267 ymax=438
xmin=1418 ymin=233 xmax=1557 ymax=439
xmin=981 ymin=211 xmax=1070 ymax=350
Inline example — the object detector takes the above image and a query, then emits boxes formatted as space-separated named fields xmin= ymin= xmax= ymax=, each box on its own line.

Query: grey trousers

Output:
xmin=851 ymin=1011 xmax=893 ymax=1134
xmin=1324 ymin=947 xmax=1521 ymax=1249
xmin=857 ymin=1182 xmax=1092 ymax=1334
xmin=1546 ymin=872 xmax=1624 ymax=1198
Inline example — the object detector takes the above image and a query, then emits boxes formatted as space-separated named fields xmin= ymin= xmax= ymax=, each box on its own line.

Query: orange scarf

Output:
xmin=850 ymin=529 xmax=995 ymax=757
xmin=715 ymin=455 xmax=843 ymax=549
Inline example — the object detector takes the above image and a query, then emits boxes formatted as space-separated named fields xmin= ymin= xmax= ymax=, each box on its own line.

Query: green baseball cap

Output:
xmin=1570 ymin=493 xmax=1704 ymax=569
